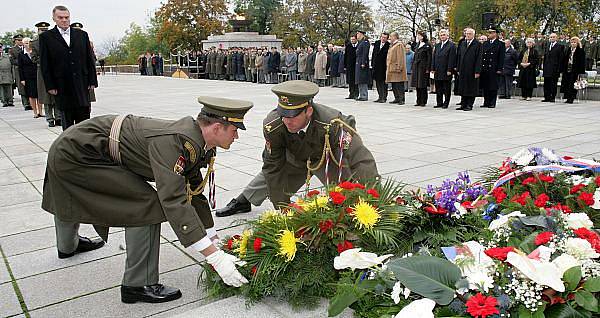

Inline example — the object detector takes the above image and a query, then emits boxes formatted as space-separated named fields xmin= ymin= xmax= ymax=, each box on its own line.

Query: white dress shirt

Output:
xmin=59 ymin=27 xmax=70 ymax=47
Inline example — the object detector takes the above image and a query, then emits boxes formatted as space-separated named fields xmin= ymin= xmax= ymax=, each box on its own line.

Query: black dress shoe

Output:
xmin=455 ymin=107 xmax=465 ymax=110
xmin=121 ymin=284 xmax=182 ymax=303
xmin=48 ymin=121 xmax=56 ymax=127
xmin=377 ymin=99 xmax=386 ymax=103
xmin=55 ymin=119 xmax=62 ymax=126
xmin=58 ymin=236 xmax=105 ymax=259
xmin=479 ymin=105 xmax=489 ymax=108
xmin=433 ymin=105 xmax=443 ymax=108
xmin=24 ymin=106 xmax=32 ymax=110
xmin=389 ymin=100 xmax=399 ymax=104
xmin=565 ymin=99 xmax=574 ymax=104
xmin=356 ymin=98 xmax=368 ymax=101
xmin=215 ymin=198 xmax=251 ymax=217
xmin=462 ymin=107 xmax=472 ymax=111
xmin=441 ymin=105 xmax=448 ymax=109
xmin=487 ymin=105 xmax=496 ymax=108
xmin=345 ymin=96 xmax=353 ymax=99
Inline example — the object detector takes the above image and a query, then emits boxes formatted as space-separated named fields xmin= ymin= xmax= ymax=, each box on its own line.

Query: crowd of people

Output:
xmin=0 ymin=15 xmax=97 ymax=127
xmin=137 ymin=52 xmax=164 ymax=76
xmin=182 ymin=28 xmax=598 ymax=110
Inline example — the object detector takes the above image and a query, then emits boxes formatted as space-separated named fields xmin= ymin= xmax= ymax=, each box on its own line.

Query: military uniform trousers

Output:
xmin=55 ymin=216 xmax=161 ymax=286
xmin=0 ymin=84 xmax=13 ymax=105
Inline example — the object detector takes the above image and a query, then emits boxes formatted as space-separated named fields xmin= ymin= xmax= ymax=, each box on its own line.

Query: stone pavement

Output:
xmin=0 ymin=75 xmax=599 ymax=318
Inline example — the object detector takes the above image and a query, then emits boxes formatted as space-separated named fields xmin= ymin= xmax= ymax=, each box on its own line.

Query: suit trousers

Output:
xmin=483 ymin=89 xmax=498 ymax=107
xmin=54 ymin=216 xmax=160 ymax=287
xmin=358 ymin=84 xmax=368 ymax=99
xmin=416 ymin=88 xmax=428 ymax=105
xmin=434 ymin=80 xmax=451 ymax=106
xmin=44 ymin=103 xmax=61 ymax=123
xmin=375 ymin=80 xmax=388 ymax=101
xmin=348 ymin=84 xmax=358 ymax=98
xmin=21 ymin=95 xmax=30 ymax=108
xmin=60 ymin=107 xmax=91 ymax=130
xmin=391 ymin=82 xmax=405 ymax=103
xmin=543 ymin=76 xmax=559 ymax=101
xmin=462 ymin=96 xmax=475 ymax=108
xmin=0 ymin=84 xmax=13 ymax=105
xmin=499 ymin=74 xmax=514 ymax=97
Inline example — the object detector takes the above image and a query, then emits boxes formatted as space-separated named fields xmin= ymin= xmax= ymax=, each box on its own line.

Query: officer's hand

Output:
xmin=48 ymin=89 xmax=57 ymax=95
xmin=474 ymin=73 xmax=480 ymax=78
xmin=447 ymin=71 xmax=452 ymax=76
xmin=206 ymin=249 xmax=248 ymax=287
xmin=20 ymin=81 xmax=25 ymax=86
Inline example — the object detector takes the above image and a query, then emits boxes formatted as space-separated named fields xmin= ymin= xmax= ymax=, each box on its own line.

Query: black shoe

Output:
xmin=487 ymin=105 xmax=496 ymax=108
xmin=55 ymin=119 xmax=62 ymax=126
xmin=376 ymin=99 xmax=386 ymax=103
xmin=356 ymin=98 xmax=368 ymax=101
xmin=48 ymin=121 xmax=56 ymax=127
xmin=433 ymin=105 xmax=443 ymax=108
xmin=455 ymin=107 xmax=465 ymax=110
xmin=58 ymin=236 xmax=105 ymax=259
xmin=389 ymin=100 xmax=399 ymax=104
xmin=7 ymin=103 xmax=14 ymax=107
xmin=2 ymin=104 xmax=7 ymax=107
xmin=565 ymin=99 xmax=574 ymax=104
xmin=215 ymin=198 xmax=251 ymax=217
xmin=345 ymin=96 xmax=354 ymax=99
xmin=24 ymin=106 xmax=32 ymax=110
xmin=121 ymin=284 xmax=182 ymax=304
xmin=462 ymin=107 xmax=472 ymax=111
xmin=441 ymin=105 xmax=448 ymax=109
xmin=479 ymin=105 xmax=489 ymax=108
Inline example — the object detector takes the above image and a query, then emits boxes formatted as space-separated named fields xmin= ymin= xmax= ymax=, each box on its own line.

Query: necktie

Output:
xmin=550 ymin=43 xmax=554 ymax=50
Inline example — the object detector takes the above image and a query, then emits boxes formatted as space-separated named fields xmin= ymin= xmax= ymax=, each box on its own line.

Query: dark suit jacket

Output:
xmin=371 ymin=40 xmax=389 ymax=81
xmin=354 ymin=39 xmax=370 ymax=84
xmin=268 ymin=51 xmax=280 ymax=72
xmin=542 ymin=42 xmax=564 ymax=78
xmin=39 ymin=26 xmax=97 ymax=109
xmin=503 ymin=47 xmax=520 ymax=75
xmin=431 ymin=41 xmax=456 ymax=80
xmin=344 ymin=42 xmax=357 ymax=84
xmin=18 ymin=52 xmax=37 ymax=81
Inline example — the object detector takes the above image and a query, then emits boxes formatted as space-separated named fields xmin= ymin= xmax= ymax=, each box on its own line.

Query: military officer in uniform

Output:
xmin=9 ymin=34 xmax=31 ymax=110
xmin=479 ymin=28 xmax=504 ymax=108
xmin=0 ymin=44 xmax=15 ymax=107
xmin=207 ymin=47 xmax=216 ymax=80
xmin=215 ymin=80 xmax=379 ymax=216
xmin=31 ymin=22 xmax=61 ymax=127
xmin=42 ymin=97 xmax=252 ymax=303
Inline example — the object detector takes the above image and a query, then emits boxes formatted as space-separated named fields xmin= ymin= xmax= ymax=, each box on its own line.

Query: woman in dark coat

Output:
xmin=410 ymin=31 xmax=432 ymax=106
xmin=560 ymin=37 xmax=586 ymax=104
xmin=18 ymin=39 xmax=42 ymax=117
xmin=518 ymin=38 xmax=539 ymax=101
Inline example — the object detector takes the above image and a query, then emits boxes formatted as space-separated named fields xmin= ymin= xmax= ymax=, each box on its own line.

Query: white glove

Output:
xmin=206 ymin=249 xmax=249 ymax=287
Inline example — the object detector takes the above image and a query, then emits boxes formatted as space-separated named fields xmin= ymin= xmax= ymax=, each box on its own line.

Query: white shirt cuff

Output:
xmin=190 ymin=236 xmax=213 ymax=252
xmin=205 ymin=227 xmax=217 ymax=238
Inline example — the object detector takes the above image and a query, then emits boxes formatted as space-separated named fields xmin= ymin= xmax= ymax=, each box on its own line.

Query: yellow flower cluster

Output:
xmin=277 ymin=229 xmax=300 ymax=262
xmin=299 ymin=196 xmax=329 ymax=211
xmin=236 ymin=229 xmax=252 ymax=258
xmin=259 ymin=210 xmax=283 ymax=223
xmin=353 ymin=199 xmax=381 ymax=231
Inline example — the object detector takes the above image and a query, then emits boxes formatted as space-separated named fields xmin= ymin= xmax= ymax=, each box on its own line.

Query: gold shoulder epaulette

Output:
xmin=264 ymin=117 xmax=283 ymax=133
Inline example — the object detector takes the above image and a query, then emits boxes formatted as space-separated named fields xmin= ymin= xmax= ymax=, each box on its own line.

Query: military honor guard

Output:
xmin=31 ymin=21 xmax=61 ymax=127
xmin=479 ymin=28 xmax=504 ymax=108
xmin=42 ymin=97 xmax=253 ymax=303
xmin=215 ymin=80 xmax=379 ymax=217
xmin=0 ymin=44 xmax=15 ymax=107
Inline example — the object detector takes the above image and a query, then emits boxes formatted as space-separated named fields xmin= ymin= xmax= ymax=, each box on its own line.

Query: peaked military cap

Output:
xmin=486 ymin=27 xmax=498 ymax=33
xmin=272 ymin=80 xmax=319 ymax=118
xmin=12 ymin=34 xmax=23 ymax=40
xmin=35 ymin=22 xmax=51 ymax=29
xmin=70 ymin=22 xmax=83 ymax=29
xmin=197 ymin=96 xmax=253 ymax=130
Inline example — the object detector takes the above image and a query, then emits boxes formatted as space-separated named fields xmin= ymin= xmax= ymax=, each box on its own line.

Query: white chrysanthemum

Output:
xmin=511 ymin=148 xmax=534 ymax=166
xmin=565 ymin=213 xmax=594 ymax=230
xmin=564 ymin=238 xmax=600 ymax=260
xmin=466 ymin=269 xmax=495 ymax=292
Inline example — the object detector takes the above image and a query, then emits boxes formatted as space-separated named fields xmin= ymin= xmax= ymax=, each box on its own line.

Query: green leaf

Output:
xmin=582 ymin=277 xmax=600 ymax=292
xmin=519 ymin=231 xmax=539 ymax=254
xmin=545 ymin=304 xmax=588 ymax=318
xmin=327 ymin=279 xmax=378 ymax=317
xmin=563 ymin=266 xmax=582 ymax=291
xmin=387 ymin=256 xmax=461 ymax=305
xmin=574 ymin=290 xmax=598 ymax=312
xmin=519 ymin=305 xmax=534 ymax=318
xmin=519 ymin=215 xmax=551 ymax=228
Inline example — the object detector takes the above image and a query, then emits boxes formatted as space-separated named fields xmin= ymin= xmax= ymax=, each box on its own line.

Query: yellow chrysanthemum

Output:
xmin=300 ymin=195 xmax=329 ymax=211
xmin=277 ymin=229 xmax=300 ymax=262
xmin=236 ymin=229 xmax=252 ymax=258
xmin=353 ymin=199 xmax=380 ymax=231
xmin=334 ymin=186 xmax=343 ymax=193
xmin=260 ymin=210 xmax=282 ymax=223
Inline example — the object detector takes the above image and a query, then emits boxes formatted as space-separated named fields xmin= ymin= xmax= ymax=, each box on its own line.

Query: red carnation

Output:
xmin=226 ymin=239 xmax=233 ymax=250
xmin=539 ymin=174 xmax=554 ymax=183
xmin=338 ymin=181 xmax=355 ymax=190
xmin=484 ymin=246 xmax=515 ymax=261
xmin=466 ymin=293 xmax=500 ymax=318
xmin=511 ymin=191 xmax=530 ymax=206
xmin=366 ymin=188 xmax=380 ymax=198
xmin=307 ymin=190 xmax=320 ymax=197
xmin=318 ymin=220 xmax=334 ymax=233
xmin=578 ymin=192 xmax=595 ymax=206
xmin=353 ymin=183 xmax=366 ymax=190
xmin=251 ymin=266 xmax=257 ymax=276
xmin=345 ymin=207 xmax=354 ymax=214
xmin=461 ymin=201 xmax=474 ymax=209
xmin=337 ymin=240 xmax=353 ymax=253
xmin=573 ymin=228 xmax=600 ymax=253
xmin=534 ymin=193 xmax=550 ymax=207
xmin=253 ymin=237 xmax=263 ymax=253
xmin=424 ymin=205 xmax=448 ymax=215
xmin=535 ymin=231 xmax=554 ymax=246
xmin=570 ymin=184 xmax=585 ymax=194
xmin=522 ymin=176 xmax=536 ymax=185
xmin=329 ymin=191 xmax=346 ymax=205
xmin=595 ymin=175 xmax=600 ymax=187
xmin=546 ymin=203 xmax=572 ymax=214
xmin=491 ymin=187 xmax=507 ymax=204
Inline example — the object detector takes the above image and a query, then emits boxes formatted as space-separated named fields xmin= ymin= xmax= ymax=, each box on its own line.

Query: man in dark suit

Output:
xmin=456 ymin=28 xmax=482 ymax=111
xmin=431 ymin=29 xmax=456 ymax=108
xmin=355 ymin=30 xmax=371 ymax=101
xmin=372 ymin=32 xmax=390 ymax=103
xmin=39 ymin=5 xmax=97 ymax=130
xmin=344 ymin=36 xmax=358 ymax=99
xmin=499 ymin=39 xmax=519 ymax=99
xmin=542 ymin=33 xmax=563 ymax=102
xmin=479 ymin=28 xmax=504 ymax=108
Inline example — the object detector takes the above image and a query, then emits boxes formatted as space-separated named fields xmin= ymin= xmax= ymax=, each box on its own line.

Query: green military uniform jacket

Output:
xmin=0 ymin=55 xmax=13 ymax=85
xmin=8 ymin=45 xmax=25 ymax=95
xmin=262 ymin=103 xmax=379 ymax=206
xmin=29 ymin=38 xmax=54 ymax=105
xmin=42 ymin=115 xmax=215 ymax=247
xmin=216 ymin=53 xmax=225 ymax=75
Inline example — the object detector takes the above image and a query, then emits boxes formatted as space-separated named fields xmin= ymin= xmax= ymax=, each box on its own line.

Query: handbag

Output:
xmin=574 ymin=78 xmax=587 ymax=90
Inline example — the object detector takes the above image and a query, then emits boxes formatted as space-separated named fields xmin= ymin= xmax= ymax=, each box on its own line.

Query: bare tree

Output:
xmin=378 ymin=0 xmax=449 ymax=40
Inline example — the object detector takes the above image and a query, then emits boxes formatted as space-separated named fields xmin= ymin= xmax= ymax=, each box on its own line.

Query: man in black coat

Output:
xmin=499 ymin=39 xmax=519 ymax=99
xmin=372 ymin=32 xmax=390 ymax=103
xmin=456 ymin=28 xmax=482 ymax=111
xmin=354 ymin=31 xmax=370 ymax=101
xmin=344 ymin=36 xmax=358 ymax=99
xmin=542 ymin=33 xmax=564 ymax=102
xmin=39 ymin=5 xmax=97 ymax=130
xmin=479 ymin=28 xmax=504 ymax=108
xmin=431 ymin=29 xmax=456 ymax=108
xmin=268 ymin=47 xmax=280 ymax=84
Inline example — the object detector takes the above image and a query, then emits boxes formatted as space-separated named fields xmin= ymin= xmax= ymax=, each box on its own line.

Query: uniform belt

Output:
xmin=109 ymin=114 xmax=129 ymax=165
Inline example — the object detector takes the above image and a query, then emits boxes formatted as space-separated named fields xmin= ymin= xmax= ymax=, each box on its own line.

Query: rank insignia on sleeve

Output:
xmin=265 ymin=140 xmax=272 ymax=154
xmin=173 ymin=155 xmax=186 ymax=175
xmin=184 ymin=141 xmax=197 ymax=163
xmin=342 ymin=133 xmax=352 ymax=150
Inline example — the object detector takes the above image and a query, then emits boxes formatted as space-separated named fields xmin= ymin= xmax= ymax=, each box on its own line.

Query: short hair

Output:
xmin=381 ymin=32 xmax=389 ymax=37
xmin=526 ymin=38 xmax=535 ymax=45
xmin=417 ymin=31 xmax=428 ymax=42
xmin=53 ymin=5 xmax=69 ymax=14
xmin=390 ymin=31 xmax=399 ymax=38
xmin=196 ymin=113 xmax=231 ymax=128
xmin=439 ymin=29 xmax=449 ymax=36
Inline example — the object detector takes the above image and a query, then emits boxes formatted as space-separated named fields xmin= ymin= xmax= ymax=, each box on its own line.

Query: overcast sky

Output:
xmin=1 ymin=0 xmax=163 ymax=46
